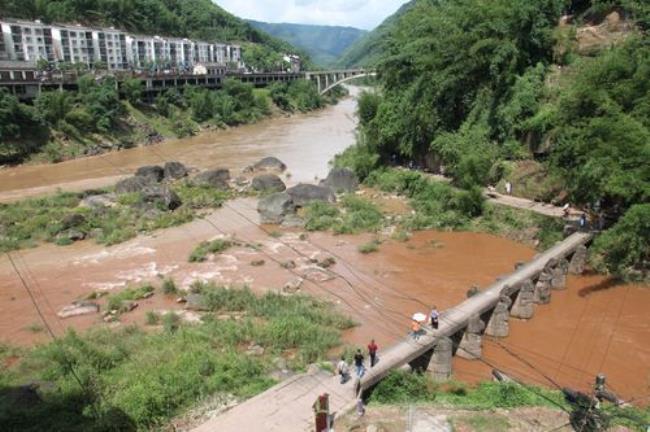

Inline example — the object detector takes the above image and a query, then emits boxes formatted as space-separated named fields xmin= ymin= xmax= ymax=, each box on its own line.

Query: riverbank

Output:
xmin=0 ymin=77 xmax=345 ymax=167
xmin=0 ymin=87 xmax=359 ymax=203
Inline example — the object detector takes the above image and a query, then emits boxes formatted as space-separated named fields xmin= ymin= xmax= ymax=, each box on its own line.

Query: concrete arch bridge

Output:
xmin=304 ymin=69 xmax=376 ymax=94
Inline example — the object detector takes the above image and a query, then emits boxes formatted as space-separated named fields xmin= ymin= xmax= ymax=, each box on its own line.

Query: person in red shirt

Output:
xmin=367 ymin=339 xmax=378 ymax=367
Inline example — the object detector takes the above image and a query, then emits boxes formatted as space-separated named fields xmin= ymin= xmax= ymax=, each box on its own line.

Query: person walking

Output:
xmin=353 ymin=349 xmax=365 ymax=378
xmin=430 ymin=306 xmax=439 ymax=330
xmin=505 ymin=181 xmax=513 ymax=195
xmin=411 ymin=319 xmax=421 ymax=340
xmin=336 ymin=356 xmax=350 ymax=384
xmin=367 ymin=339 xmax=378 ymax=367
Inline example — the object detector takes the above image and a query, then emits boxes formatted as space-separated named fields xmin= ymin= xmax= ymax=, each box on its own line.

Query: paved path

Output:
xmin=484 ymin=191 xmax=571 ymax=218
xmin=192 ymin=370 xmax=357 ymax=432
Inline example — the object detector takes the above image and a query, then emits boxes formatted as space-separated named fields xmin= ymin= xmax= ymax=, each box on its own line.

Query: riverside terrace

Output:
xmin=0 ymin=67 xmax=369 ymax=100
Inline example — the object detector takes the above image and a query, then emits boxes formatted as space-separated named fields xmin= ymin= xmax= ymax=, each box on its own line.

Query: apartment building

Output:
xmin=0 ymin=18 xmax=245 ymax=73
xmin=0 ymin=20 xmax=55 ymax=63
xmin=94 ymin=28 xmax=129 ymax=70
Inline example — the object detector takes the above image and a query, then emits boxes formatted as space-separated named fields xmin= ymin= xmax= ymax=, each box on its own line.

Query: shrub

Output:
xmin=592 ymin=204 xmax=650 ymax=281
xmin=161 ymin=278 xmax=178 ymax=295
xmin=145 ymin=311 xmax=160 ymax=325
xmin=189 ymin=239 xmax=233 ymax=262
xmin=358 ymin=239 xmax=381 ymax=254
xmin=106 ymin=284 xmax=154 ymax=313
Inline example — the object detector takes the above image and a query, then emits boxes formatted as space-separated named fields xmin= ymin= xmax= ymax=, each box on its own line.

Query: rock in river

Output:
xmin=257 ymin=192 xmax=296 ymax=224
xmin=135 ymin=165 xmax=164 ymax=183
xmin=164 ymin=161 xmax=188 ymax=180
xmin=286 ymin=183 xmax=336 ymax=206
xmin=321 ymin=167 xmax=359 ymax=193
xmin=57 ymin=301 xmax=100 ymax=319
xmin=193 ymin=168 xmax=231 ymax=189
xmin=252 ymin=174 xmax=286 ymax=193
xmin=141 ymin=185 xmax=182 ymax=210
xmin=115 ymin=176 xmax=155 ymax=194
xmin=248 ymin=156 xmax=287 ymax=173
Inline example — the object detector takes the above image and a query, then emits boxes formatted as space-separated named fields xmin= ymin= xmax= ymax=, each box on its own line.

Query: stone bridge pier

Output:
xmin=400 ymin=236 xmax=591 ymax=382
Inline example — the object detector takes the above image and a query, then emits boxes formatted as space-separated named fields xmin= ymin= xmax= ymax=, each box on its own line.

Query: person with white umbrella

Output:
xmin=411 ymin=312 xmax=426 ymax=340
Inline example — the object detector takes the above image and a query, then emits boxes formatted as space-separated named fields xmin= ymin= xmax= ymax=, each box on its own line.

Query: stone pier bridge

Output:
xmin=358 ymin=231 xmax=593 ymax=392
xmin=193 ymin=231 xmax=593 ymax=431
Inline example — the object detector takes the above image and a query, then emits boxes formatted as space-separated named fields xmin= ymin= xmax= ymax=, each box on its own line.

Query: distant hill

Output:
xmin=248 ymin=20 xmax=367 ymax=68
xmin=336 ymin=0 xmax=425 ymax=68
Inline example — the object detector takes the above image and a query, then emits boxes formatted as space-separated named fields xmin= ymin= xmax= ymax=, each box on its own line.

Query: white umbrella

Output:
xmin=412 ymin=312 xmax=427 ymax=322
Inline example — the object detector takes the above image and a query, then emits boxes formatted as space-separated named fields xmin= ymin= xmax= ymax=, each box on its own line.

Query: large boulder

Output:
xmin=115 ymin=176 xmax=155 ymax=194
xmin=193 ymin=169 xmax=231 ymax=189
xmin=321 ymin=167 xmax=359 ymax=193
xmin=252 ymin=174 xmax=286 ymax=193
xmin=142 ymin=185 xmax=182 ymax=210
xmin=164 ymin=161 xmax=188 ymax=180
xmin=257 ymin=192 xmax=296 ymax=224
xmin=79 ymin=193 xmax=117 ymax=209
xmin=250 ymin=156 xmax=287 ymax=173
xmin=57 ymin=301 xmax=100 ymax=319
xmin=135 ymin=165 xmax=164 ymax=183
xmin=61 ymin=213 xmax=86 ymax=230
xmin=286 ymin=184 xmax=336 ymax=207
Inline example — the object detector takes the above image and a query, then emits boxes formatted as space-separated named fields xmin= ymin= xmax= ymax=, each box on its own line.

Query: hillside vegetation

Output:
xmin=249 ymin=20 xmax=366 ymax=68
xmin=337 ymin=0 xmax=650 ymax=281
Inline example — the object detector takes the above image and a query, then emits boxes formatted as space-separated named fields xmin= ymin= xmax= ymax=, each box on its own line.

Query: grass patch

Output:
xmin=361 ymin=168 xmax=564 ymax=250
xmin=454 ymin=414 xmax=510 ymax=432
xmin=106 ymin=284 xmax=154 ymax=314
xmin=1 ymin=288 xmax=353 ymax=431
xmin=369 ymin=371 xmax=567 ymax=410
xmin=24 ymin=323 xmax=45 ymax=333
xmin=0 ymin=181 xmax=232 ymax=253
xmin=189 ymin=239 xmax=234 ymax=262
xmin=145 ymin=311 xmax=160 ymax=325
xmin=161 ymin=278 xmax=178 ymax=295
xmin=470 ymin=204 xmax=564 ymax=250
xmin=303 ymin=195 xmax=384 ymax=234
xmin=358 ymin=239 xmax=381 ymax=254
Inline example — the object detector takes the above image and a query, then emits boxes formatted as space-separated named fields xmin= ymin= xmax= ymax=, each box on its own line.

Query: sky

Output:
xmin=214 ymin=0 xmax=409 ymax=30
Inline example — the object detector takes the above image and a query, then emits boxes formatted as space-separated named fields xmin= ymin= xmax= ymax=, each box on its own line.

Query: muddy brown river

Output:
xmin=0 ymin=89 xmax=648 ymax=404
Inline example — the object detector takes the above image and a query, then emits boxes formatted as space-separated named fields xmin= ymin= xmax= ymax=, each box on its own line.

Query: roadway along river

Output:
xmin=0 ymin=89 xmax=648 ymax=404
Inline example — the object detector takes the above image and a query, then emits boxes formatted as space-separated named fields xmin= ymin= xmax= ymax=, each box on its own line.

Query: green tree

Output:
xmin=121 ymin=78 xmax=143 ymax=105
xmin=592 ymin=204 xmax=650 ymax=281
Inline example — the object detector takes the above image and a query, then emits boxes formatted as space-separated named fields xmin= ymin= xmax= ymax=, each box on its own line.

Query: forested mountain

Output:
xmin=0 ymin=0 xmax=297 ymax=63
xmin=248 ymin=20 xmax=366 ymax=68
xmin=336 ymin=0 xmax=424 ymax=68
xmin=339 ymin=0 xmax=650 ymax=281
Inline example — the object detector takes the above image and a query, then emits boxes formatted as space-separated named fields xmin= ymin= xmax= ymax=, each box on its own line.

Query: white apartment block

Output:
xmin=0 ymin=18 xmax=246 ymax=72
xmin=1 ymin=20 xmax=55 ymax=63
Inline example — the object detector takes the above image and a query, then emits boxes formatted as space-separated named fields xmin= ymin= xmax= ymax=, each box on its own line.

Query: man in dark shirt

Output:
xmin=353 ymin=349 xmax=365 ymax=378
xmin=367 ymin=339 xmax=378 ymax=367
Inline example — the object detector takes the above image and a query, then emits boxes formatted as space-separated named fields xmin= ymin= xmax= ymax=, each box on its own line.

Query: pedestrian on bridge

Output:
xmin=367 ymin=339 xmax=378 ymax=367
xmin=411 ymin=319 xmax=422 ymax=340
xmin=430 ymin=306 xmax=439 ymax=330
xmin=336 ymin=356 xmax=350 ymax=384
xmin=354 ymin=349 xmax=365 ymax=378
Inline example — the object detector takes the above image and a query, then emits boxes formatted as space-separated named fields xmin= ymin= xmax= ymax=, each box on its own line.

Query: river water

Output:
xmin=0 ymin=89 xmax=648 ymax=404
